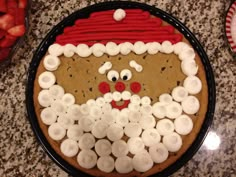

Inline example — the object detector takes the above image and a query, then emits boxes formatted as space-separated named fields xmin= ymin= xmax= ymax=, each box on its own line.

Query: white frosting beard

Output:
xmin=37 ymin=41 xmax=202 ymax=174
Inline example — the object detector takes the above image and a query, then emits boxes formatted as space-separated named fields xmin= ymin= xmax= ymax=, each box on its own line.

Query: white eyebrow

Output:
xmin=129 ymin=60 xmax=143 ymax=72
xmin=98 ymin=61 xmax=112 ymax=74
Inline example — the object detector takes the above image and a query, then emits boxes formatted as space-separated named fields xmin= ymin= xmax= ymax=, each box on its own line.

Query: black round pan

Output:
xmin=26 ymin=1 xmax=216 ymax=176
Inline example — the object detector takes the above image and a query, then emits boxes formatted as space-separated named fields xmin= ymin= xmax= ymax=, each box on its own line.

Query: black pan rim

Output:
xmin=26 ymin=1 xmax=216 ymax=177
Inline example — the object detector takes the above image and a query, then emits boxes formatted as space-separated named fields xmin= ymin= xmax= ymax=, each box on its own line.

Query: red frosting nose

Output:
xmin=115 ymin=82 xmax=126 ymax=92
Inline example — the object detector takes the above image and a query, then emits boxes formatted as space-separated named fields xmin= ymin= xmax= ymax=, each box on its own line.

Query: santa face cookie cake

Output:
xmin=33 ymin=8 xmax=208 ymax=176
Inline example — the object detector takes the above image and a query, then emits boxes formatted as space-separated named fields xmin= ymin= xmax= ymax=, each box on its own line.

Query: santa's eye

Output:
xmin=120 ymin=69 xmax=132 ymax=81
xmin=107 ymin=70 xmax=119 ymax=82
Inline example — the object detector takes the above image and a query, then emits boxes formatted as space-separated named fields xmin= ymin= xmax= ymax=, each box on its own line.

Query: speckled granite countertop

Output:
xmin=0 ymin=0 xmax=235 ymax=176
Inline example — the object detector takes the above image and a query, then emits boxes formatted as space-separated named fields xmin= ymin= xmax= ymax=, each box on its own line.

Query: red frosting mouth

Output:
xmin=111 ymin=100 xmax=130 ymax=110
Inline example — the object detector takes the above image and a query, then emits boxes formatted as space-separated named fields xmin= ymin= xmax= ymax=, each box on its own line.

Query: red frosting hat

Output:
xmin=55 ymin=9 xmax=182 ymax=46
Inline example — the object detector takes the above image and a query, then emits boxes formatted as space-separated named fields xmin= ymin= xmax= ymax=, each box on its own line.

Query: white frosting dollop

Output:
xmin=92 ymin=43 xmax=106 ymax=57
xmin=38 ymin=71 xmax=56 ymax=89
xmin=43 ymin=55 xmax=60 ymax=71
xmin=173 ymin=42 xmax=190 ymax=55
xmin=161 ymin=41 xmax=174 ymax=54
xmin=133 ymin=41 xmax=147 ymax=55
xmin=146 ymin=42 xmax=161 ymax=55
xmin=48 ymin=43 xmax=64 ymax=56
xmin=64 ymin=44 xmax=77 ymax=57
xmin=181 ymin=59 xmax=198 ymax=76
xmin=113 ymin=9 xmax=126 ymax=21
xmin=76 ymin=44 xmax=92 ymax=57
xmin=106 ymin=42 xmax=120 ymax=56
xmin=179 ymin=47 xmax=195 ymax=61
xmin=119 ymin=42 xmax=133 ymax=55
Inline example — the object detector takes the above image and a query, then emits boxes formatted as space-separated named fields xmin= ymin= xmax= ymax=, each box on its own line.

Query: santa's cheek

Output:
xmin=130 ymin=82 xmax=142 ymax=93
xmin=98 ymin=82 xmax=110 ymax=94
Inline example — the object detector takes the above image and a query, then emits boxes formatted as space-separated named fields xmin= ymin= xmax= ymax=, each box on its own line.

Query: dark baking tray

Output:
xmin=26 ymin=1 xmax=216 ymax=177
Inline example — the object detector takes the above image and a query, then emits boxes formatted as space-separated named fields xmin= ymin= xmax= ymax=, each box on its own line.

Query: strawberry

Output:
xmin=7 ymin=0 xmax=18 ymax=16
xmin=7 ymin=0 xmax=17 ymax=9
xmin=0 ymin=29 xmax=6 ymax=39
xmin=18 ymin=0 xmax=27 ymax=8
xmin=0 ymin=14 xmax=15 ymax=30
xmin=0 ymin=47 xmax=11 ymax=61
xmin=15 ymin=8 xmax=25 ymax=25
xmin=7 ymin=25 xmax=25 ymax=37
xmin=0 ymin=34 xmax=17 ymax=47
xmin=0 ymin=0 xmax=7 ymax=13
xmin=7 ymin=0 xmax=17 ymax=15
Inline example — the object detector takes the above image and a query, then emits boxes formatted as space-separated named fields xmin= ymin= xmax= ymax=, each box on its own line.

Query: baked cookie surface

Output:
xmin=33 ymin=7 xmax=208 ymax=177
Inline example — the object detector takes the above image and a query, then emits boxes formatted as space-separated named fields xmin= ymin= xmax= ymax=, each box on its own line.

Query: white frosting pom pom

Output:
xmin=146 ymin=42 xmax=161 ymax=54
xmin=183 ymin=76 xmax=202 ymax=94
xmin=64 ymin=44 xmax=77 ymax=57
xmin=179 ymin=47 xmax=195 ymax=61
xmin=38 ymin=71 xmax=56 ymax=89
xmin=181 ymin=59 xmax=198 ymax=76
xmin=48 ymin=43 xmax=64 ymax=56
xmin=133 ymin=41 xmax=147 ymax=55
xmin=173 ymin=42 xmax=190 ymax=55
xmin=113 ymin=9 xmax=126 ymax=21
xmin=92 ymin=43 xmax=106 ymax=57
xmin=119 ymin=42 xmax=133 ymax=55
xmin=76 ymin=44 xmax=92 ymax=57
xmin=161 ymin=41 xmax=174 ymax=54
xmin=106 ymin=42 xmax=120 ymax=56
xmin=181 ymin=96 xmax=200 ymax=114
xmin=43 ymin=55 xmax=60 ymax=71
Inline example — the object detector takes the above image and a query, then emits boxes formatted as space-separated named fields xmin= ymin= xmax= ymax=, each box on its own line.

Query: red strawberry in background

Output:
xmin=0 ymin=0 xmax=7 ymax=13
xmin=0 ymin=47 xmax=11 ymax=61
xmin=18 ymin=0 xmax=27 ymax=8
xmin=7 ymin=0 xmax=18 ymax=16
xmin=8 ymin=25 xmax=25 ymax=37
xmin=7 ymin=0 xmax=18 ymax=9
xmin=15 ymin=8 xmax=25 ymax=25
xmin=0 ymin=14 xmax=15 ymax=30
xmin=0 ymin=0 xmax=28 ymax=63
xmin=0 ymin=29 xmax=6 ymax=39
xmin=0 ymin=34 xmax=17 ymax=47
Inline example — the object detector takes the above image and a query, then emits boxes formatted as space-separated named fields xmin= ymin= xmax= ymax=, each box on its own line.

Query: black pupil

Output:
xmin=112 ymin=77 xmax=117 ymax=82
xmin=123 ymin=75 xmax=128 ymax=80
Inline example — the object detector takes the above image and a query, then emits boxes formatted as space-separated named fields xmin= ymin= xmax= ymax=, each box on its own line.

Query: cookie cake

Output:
xmin=33 ymin=8 xmax=208 ymax=177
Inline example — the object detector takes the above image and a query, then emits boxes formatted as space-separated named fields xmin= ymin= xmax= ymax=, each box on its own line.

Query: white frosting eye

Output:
xmin=107 ymin=70 xmax=119 ymax=82
xmin=120 ymin=69 xmax=132 ymax=81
